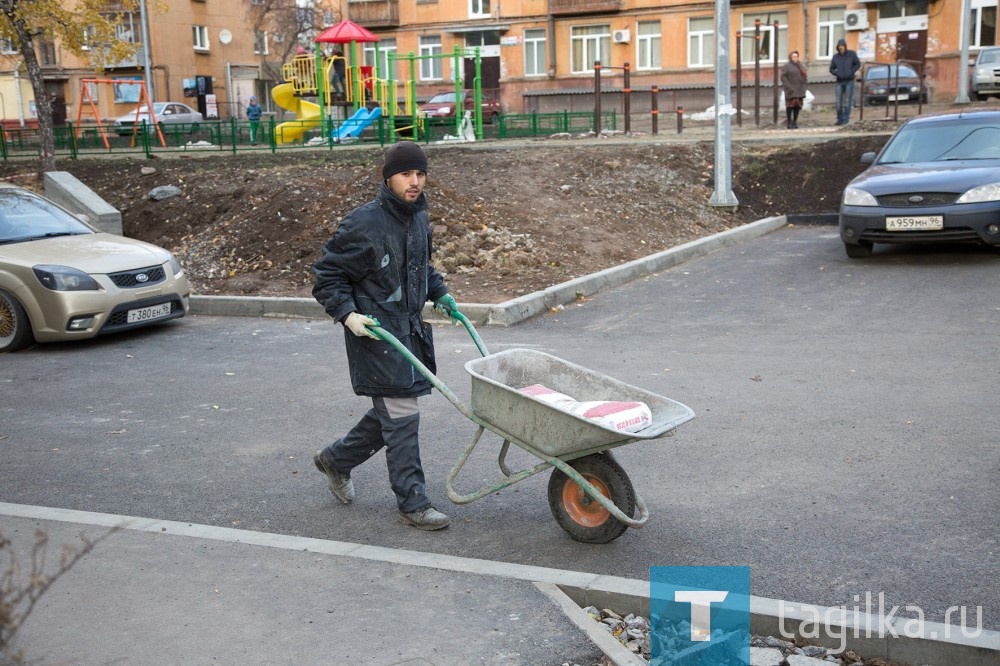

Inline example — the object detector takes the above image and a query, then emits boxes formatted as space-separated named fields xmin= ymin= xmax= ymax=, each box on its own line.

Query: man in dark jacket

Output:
xmin=829 ymin=38 xmax=861 ymax=125
xmin=312 ymin=141 xmax=458 ymax=531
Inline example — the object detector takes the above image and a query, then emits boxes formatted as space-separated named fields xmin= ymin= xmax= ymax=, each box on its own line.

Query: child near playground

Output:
xmin=332 ymin=49 xmax=347 ymax=97
xmin=246 ymin=96 xmax=263 ymax=144
xmin=312 ymin=141 xmax=459 ymax=531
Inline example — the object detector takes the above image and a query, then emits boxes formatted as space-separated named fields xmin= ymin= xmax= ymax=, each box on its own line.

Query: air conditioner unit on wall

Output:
xmin=844 ymin=10 xmax=869 ymax=30
xmin=613 ymin=29 xmax=630 ymax=44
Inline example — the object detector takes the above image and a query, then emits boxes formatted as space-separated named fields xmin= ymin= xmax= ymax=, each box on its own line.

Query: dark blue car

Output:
xmin=839 ymin=110 xmax=1000 ymax=258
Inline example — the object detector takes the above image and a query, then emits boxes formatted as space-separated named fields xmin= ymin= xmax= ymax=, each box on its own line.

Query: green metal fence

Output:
xmin=0 ymin=110 xmax=617 ymax=161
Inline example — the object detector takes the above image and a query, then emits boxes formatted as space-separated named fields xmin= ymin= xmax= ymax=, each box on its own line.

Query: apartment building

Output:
xmin=0 ymin=0 xmax=994 ymax=127
xmin=352 ymin=0 xmax=994 ymax=114
xmin=0 ymin=0 xmax=271 ymax=127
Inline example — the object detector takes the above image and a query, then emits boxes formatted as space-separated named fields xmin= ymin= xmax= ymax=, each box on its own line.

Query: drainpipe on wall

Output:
xmin=14 ymin=58 xmax=25 ymax=126
xmin=547 ymin=10 xmax=556 ymax=78
xmin=139 ymin=0 xmax=155 ymax=100
xmin=153 ymin=64 xmax=170 ymax=101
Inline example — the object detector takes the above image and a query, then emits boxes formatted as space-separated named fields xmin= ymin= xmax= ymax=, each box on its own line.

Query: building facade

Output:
xmin=0 ymin=0 xmax=994 ymax=126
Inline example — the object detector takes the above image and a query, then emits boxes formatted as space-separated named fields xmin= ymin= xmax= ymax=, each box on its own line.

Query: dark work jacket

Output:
xmin=829 ymin=44 xmax=861 ymax=82
xmin=313 ymin=183 xmax=448 ymax=398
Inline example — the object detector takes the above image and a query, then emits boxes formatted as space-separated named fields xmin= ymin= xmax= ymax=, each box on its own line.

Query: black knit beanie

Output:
xmin=382 ymin=141 xmax=428 ymax=180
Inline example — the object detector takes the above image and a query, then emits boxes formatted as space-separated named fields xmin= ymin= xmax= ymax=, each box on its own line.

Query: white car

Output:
xmin=113 ymin=101 xmax=203 ymax=135
xmin=971 ymin=47 xmax=1000 ymax=100
xmin=0 ymin=184 xmax=190 ymax=352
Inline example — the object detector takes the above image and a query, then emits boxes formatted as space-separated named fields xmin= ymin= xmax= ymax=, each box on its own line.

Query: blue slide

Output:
xmin=333 ymin=106 xmax=382 ymax=141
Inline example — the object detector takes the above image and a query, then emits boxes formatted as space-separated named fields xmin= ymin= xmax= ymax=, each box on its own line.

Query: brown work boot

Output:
xmin=398 ymin=506 xmax=450 ymax=531
xmin=313 ymin=451 xmax=355 ymax=504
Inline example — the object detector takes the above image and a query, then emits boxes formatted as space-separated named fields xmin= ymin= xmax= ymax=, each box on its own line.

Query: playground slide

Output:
xmin=333 ymin=106 xmax=382 ymax=142
xmin=271 ymin=83 xmax=321 ymax=145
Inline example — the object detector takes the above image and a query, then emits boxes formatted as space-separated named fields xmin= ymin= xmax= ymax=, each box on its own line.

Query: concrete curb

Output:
xmin=189 ymin=215 xmax=789 ymax=327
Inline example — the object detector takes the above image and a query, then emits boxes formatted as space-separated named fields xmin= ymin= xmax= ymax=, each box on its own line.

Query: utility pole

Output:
xmin=956 ymin=0 xmax=971 ymax=103
xmin=710 ymin=0 xmax=739 ymax=211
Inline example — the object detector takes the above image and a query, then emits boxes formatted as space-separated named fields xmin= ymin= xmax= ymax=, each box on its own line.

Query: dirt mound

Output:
xmin=2 ymin=135 xmax=889 ymax=304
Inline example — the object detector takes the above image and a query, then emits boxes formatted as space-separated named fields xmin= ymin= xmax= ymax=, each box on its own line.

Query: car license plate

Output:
xmin=887 ymin=94 xmax=909 ymax=102
xmin=127 ymin=302 xmax=172 ymax=323
xmin=886 ymin=215 xmax=944 ymax=231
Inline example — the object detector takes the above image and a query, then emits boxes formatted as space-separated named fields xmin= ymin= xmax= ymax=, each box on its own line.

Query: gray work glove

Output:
xmin=344 ymin=312 xmax=379 ymax=339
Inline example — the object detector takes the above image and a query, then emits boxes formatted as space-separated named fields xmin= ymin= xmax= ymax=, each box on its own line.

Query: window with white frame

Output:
xmin=636 ymin=20 xmax=661 ymax=70
xmin=81 ymin=25 xmax=97 ymax=50
xmin=0 ymin=37 xmax=15 ymax=54
xmin=420 ymin=35 xmax=442 ymax=80
xmin=524 ymin=28 xmax=546 ymax=76
xmin=365 ymin=38 xmax=398 ymax=80
xmin=817 ymin=7 xmax=845 ymax=59
xmin=688 ymin=16 xmax=714 ymax=67
xmin=470 ymin=0 xmax=490 ymax=19
xmin=740 ymin=12 xmax=788 ymax=64
xmin=193 ymin=25 xmax=209 ymax=51
xmin=84 ymin=81 xmax=99 ymax=102
xmin=971 ymin=0 xmax=998 ymax=48
xmin=570 ymin=24 xmax=610 ymax=73
xmin=254 ymin=30 xmax=268 ymax=55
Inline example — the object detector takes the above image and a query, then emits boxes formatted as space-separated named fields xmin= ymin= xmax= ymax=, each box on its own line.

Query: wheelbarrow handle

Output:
xmin=438 ymin=307 xmax=490 ymax=357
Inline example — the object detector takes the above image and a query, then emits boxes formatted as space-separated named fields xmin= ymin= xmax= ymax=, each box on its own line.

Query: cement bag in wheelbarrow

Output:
xmin=517 ymin=384 xmax=653 ymax=434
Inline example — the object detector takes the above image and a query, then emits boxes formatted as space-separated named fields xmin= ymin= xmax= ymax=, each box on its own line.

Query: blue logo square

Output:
xmin=650 ymin=566 xmax=750 ymax=665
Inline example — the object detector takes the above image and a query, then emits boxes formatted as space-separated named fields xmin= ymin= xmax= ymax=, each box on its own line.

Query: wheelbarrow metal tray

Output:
xmin=464 ymin=349 xmax=695 ymax=458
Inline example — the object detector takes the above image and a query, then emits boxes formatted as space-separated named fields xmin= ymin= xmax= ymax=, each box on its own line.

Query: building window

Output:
xmin=878 ymin=0 xmax=929 ymax=19
xmin=38 ymin=39 xmax=57 ymax=66
xmin=470 ymin=0 xmax=490 ymax=19
xmin=365 ymin=38 xmax=398 ymax=80
xmin=740 ymin=12 xmax=788 ymax=64
xmin=571 ymin=24 xmax=610 ymax=73
xmin=971 ymin=0 xmax=998 ymax=48
xmin=524 ymin=28 xmax=546 ymax=76
xmin=254 ymin=30 xmax=268 ymax=55
xmin=817 ymin=6 xmax=845 ymax=59
xmin=636 ymin=20 xmax=661 ymax=70
xmin=193 ymin=25 xmax=209 ymax=52
xmin=687 ymin=16 xmax=714 ymax=68
xmin=0 ymin=37 xmax=15 ymax=55
xmin=420 ymin=35 xmax=442 ymax=80
xmin=84 ymin=80 xmax=99 ymax=102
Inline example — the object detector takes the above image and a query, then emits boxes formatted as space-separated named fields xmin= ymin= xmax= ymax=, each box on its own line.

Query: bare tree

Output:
xmin=249 ymin=0 xmax=340 ymax=116
xmin=0 ymin=0 xmax=140 ymax=172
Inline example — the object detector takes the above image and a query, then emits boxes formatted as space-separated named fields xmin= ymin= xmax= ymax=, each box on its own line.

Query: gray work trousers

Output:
xmin=322 ymin=397 xmax=429 ymax=513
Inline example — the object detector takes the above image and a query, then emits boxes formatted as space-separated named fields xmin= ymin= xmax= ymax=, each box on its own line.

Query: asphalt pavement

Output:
xmin=2 ymin=218 xmax=1000 ymax=664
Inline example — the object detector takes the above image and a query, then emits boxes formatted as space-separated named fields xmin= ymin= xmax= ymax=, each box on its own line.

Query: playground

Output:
xmin=267 ymin=19 xmax=491 ymax=147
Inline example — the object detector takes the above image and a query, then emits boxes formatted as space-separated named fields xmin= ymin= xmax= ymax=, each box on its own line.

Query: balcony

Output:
xmin=548 ymin=0 xmax=623 ymax=16
xmin=347 ymin=0 xmax=399 ymax=28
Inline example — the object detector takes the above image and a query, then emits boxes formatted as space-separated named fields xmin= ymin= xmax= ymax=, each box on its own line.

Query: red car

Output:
xmin=419 ymin=90 xmax=502 ymax=124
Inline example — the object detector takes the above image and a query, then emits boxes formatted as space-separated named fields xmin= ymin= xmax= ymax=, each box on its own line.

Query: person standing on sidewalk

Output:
xmin=311 ymin=141 xmax=459 ymax=531
xmin=781 ymin=50 xmax=808 ymax=129
xmin=246 ymin=96 xmax=263 ymax=145
xmin=829 ymin=38 xmax=861 ymax=126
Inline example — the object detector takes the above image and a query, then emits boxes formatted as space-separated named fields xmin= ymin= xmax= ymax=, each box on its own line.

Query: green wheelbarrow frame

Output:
xmin=371 ymin=310 xmax=695 ymax=534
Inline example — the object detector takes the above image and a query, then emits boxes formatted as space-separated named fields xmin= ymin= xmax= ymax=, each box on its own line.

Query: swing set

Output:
xmin=73 ymin=78 xmax=167 ymax=148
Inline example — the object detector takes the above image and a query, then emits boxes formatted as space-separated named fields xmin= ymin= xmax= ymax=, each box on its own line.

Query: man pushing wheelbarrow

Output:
xmin=311 ymin=141 xmax=695 ymax=543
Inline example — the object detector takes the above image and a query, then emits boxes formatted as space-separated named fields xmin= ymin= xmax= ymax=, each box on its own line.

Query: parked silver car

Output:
xmin=113 ymin=101 xmax=203 ymax=135
xmin=970 ymin=47 xmax=1000 ymax=100
xmin=0 ymin=184 xmax=190 ymax=352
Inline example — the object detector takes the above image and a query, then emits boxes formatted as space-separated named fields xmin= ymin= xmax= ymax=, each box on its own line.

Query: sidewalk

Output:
xmin=2 ymin=505 xmax=631 ymax=666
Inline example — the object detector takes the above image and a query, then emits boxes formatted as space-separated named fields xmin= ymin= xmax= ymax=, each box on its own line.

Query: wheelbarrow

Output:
xmin=370 ymin=310 xmax=695 ymax=544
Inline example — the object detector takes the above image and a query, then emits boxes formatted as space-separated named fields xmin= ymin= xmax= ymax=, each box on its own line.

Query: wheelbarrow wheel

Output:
xmin=547 ymin=453 xmax=635 ymax=544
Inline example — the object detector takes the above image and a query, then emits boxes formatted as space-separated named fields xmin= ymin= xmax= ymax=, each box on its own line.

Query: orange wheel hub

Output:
xmin=561 ymin=474 xmax=611 ymax=527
